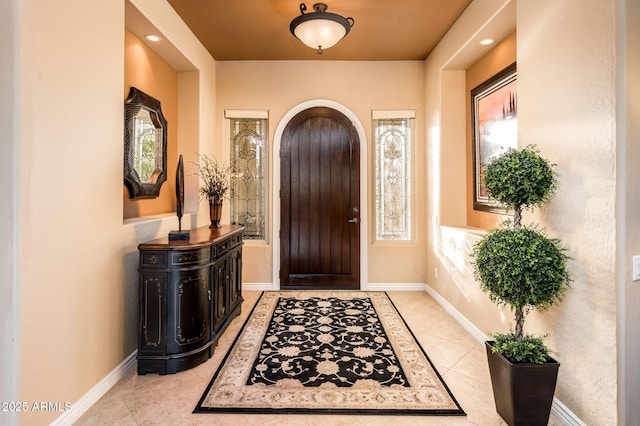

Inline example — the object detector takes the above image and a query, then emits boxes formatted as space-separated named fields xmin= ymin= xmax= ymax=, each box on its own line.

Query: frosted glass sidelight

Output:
xmin=374 ymin=117 xmax=413 ymax=241
xmin=229 ymin=117 xmax=268 ymax=240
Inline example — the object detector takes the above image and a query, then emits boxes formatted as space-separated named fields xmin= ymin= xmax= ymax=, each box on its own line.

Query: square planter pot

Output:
xmin=485 ymin=341 xmax=559 ymax=426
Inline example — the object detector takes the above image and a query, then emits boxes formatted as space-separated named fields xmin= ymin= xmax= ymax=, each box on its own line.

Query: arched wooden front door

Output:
xmin=280 ymin=107 xmax=360 ymax=289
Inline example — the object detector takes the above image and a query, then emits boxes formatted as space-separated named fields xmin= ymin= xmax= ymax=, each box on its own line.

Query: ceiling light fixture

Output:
xmin=479 ymin=38 xmax=495 ymax=46
xmin=290 ymin=3 xmax=354 ymax=55
xmin=145 ymin=34 xmax=161 ymax=42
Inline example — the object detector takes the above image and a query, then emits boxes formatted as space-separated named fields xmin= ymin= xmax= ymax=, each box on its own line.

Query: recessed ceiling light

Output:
xmin=145 ymin=34 xmax=161 ymax=42
xmin=479 ymin=38 xmax=495 ymax=46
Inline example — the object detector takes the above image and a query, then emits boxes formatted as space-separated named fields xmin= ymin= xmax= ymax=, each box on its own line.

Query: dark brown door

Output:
xmin=280 ymin=107 xmax=360 ymax=289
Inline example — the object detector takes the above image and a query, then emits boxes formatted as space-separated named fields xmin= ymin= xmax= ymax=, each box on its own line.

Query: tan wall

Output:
xmin=17 ymin=0 xmax=216 ymax=424
xmin=123 ymin=29 xmax=179 ymax=219
xmin=10 ymin=0 xmax=632 ymax=424
xmin=518 ymin=1 xmax=617 ymax=423
xmin=465 ymin=32 xmax=516 ymax=229
xmin=0 ymin=0 xmax=19 ymax=415
xmin=18 ymin=2 xmax=126 ymax=424
xmin=216 ymin=61 xmax=426 ymax=285
xmin=425 ymin=0 xmax=618 ymax=424
xmin=620 ymin=0 xmax=640 ymax=422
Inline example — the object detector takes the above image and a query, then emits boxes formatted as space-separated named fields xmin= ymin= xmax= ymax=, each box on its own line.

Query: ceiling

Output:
xmin=166 ymin=0 xmax=474 ymax=61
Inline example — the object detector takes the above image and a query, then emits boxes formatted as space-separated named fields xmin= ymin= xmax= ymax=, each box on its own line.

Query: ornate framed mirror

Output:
xmin=124 ymin=87 xmax=168 ymax=199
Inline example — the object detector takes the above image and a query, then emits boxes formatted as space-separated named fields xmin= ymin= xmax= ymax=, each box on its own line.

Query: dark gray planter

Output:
xmin=485 ymin=341 xmax=560 ymax=426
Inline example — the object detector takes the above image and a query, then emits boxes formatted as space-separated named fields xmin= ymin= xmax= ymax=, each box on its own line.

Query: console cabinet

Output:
xmin=137 ymin=225 xmax=243 ymax=375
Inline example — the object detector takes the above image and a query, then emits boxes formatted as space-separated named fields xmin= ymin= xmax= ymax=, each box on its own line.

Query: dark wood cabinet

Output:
xmin=137 ymin=225 xmax=243 ymax=375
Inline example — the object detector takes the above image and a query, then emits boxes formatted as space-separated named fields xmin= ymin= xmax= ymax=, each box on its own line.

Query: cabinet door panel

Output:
xmin=228 ymin=248 xmax=242 ymax=313
xmin=140 ymin=273 xmax=166 ymax=352
xmin=212 ymin=258 xmax=228 ymax=332
xmin=168 ymin=268 xmax=210 ymax=353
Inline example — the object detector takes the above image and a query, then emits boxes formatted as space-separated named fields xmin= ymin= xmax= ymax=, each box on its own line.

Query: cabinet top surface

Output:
xmin=138 ymin=225 xmax=244 ymax=251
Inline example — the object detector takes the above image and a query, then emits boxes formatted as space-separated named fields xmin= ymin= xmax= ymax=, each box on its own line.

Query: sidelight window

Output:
xmin=373 ymin=110 xmax=415 ymax=241
xmin=226 ymin=110 xmax=268 ymax=240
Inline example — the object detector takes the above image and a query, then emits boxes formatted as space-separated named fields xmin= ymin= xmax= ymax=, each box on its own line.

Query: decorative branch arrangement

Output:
xmin=193 ymin=154 xmax=232 ymax=201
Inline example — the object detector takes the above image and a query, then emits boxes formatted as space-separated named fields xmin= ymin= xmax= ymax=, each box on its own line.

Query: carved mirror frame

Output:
xmin=124 ymin=87 xmax=168 ymax=199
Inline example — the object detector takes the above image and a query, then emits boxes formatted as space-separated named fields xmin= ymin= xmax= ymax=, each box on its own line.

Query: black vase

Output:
xmin=485 ymin=341 xmax=560 ymax=426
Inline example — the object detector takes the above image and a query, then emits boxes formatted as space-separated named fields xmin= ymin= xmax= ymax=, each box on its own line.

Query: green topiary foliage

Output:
xmin=471 ymin=145 xmax=571 ymax=364
xmin=490 ymin=333 xmax=551 ymax=364
xmin=472 ymin=224 xmax=571 ymax=335
xmin=483 ymin=145 xmax=557 ymax=226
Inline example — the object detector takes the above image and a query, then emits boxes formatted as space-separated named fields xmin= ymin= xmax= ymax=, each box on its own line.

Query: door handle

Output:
xmin=347 ymin=218 xmax=359 ymax=224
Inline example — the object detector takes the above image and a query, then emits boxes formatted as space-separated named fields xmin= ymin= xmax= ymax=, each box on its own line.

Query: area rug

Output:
xmin=194 ymin=291 xmax=465 ymax=416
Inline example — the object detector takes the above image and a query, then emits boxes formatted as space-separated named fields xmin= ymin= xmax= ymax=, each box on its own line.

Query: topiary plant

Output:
xmin=482 ymin=144 xmax=557 ymax=227
xmin=472 ymin=145 xmax=571 ymax=364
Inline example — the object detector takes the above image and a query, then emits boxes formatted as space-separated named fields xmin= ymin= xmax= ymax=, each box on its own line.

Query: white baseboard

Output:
xmin=242 ymin=282 xmax=275 ymax=291
xmin=423 ymin=283 xmax=585 ymax=426
xmin=551 ymin=398 xmax=587 ymax=426
xmin=243 ymin=283 xmax=428 ymax=291
xmin=51 ymin=351 xmax=137 ymax=426
xmin=423 ymin=284 xmax=490 ymax=343
xmin=364 ymin=282 xmax=427 ymax=291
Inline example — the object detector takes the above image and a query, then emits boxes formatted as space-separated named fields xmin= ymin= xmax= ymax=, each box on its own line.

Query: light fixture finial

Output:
xmin=313 ymin=3 xmax=328 ymax=13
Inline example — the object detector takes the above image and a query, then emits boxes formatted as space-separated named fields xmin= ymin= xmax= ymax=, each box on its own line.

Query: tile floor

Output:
xmin=75 ymin=291 xmax=562 ymax=425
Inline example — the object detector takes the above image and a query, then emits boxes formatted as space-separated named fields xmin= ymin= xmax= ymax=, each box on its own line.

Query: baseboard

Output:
xmin=423 ymin=283 xmax=585 ymax=426
xmin=365 ymin=282 xmax=427 ymax=291
xmin=51 ymin=351 xmax=137 ymax=426
xmin=423 ymin=284 xmax=490 ymax=343
xmin=242 ymin=283 xmax=428 ymax=292
xmin=551 ymin=398 xmax=587 ymax=426
xmin=242 ymin=282 xmax=275 ymax=291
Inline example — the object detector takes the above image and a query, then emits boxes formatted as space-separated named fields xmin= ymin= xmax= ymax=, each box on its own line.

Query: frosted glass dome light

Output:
xmin=290 ymin=3 xmax=354 ymax=55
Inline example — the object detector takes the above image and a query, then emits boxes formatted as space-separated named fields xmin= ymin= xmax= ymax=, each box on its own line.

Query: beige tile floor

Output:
xmin=75 ymin=291 xmax=561 ymax=425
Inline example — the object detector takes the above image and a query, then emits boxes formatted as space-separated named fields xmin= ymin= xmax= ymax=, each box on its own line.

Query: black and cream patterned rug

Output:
xmin=194 ymin=291 xmax=465 ymax=416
